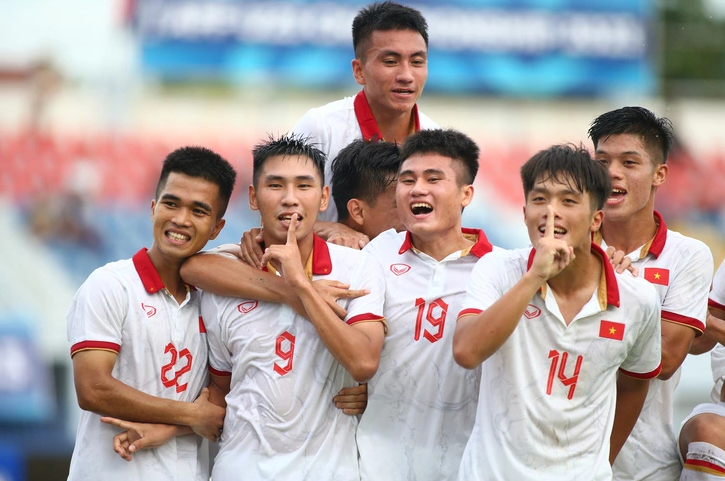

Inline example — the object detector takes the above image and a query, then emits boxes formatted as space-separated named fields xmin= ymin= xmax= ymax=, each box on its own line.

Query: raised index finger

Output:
xmin=287 ymin=213 xmax=298 ymax=245
xmin=544 ymin=205 xmax=555 ymax=238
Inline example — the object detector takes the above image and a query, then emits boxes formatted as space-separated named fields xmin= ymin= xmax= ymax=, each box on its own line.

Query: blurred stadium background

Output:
xmin=2 ymin=0 xmax=725 ymax=479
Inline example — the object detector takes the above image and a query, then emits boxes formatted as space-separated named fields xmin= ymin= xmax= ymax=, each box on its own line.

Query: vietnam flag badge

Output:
xmin=644 ymin=267 xmax=670 ymax=286
xmin=599 ymin=320 xmax=625 ymax=341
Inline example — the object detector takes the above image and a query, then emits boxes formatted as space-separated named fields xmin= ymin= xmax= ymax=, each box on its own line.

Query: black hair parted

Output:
xmin=252 ymin=133 xmax=326 ymax=187
xmin=352 ymin=1 xmax=428 ymax=59
xmin=156 ymin=146 xmax=237 ymax=218
xmin=331 ymin=140 xmax=401 ymax=222
xmin=399 ymin=129 xmax=479 ymax=186
xmin=521 ymin=144 xmax=612 ymax=211
xmin=588 ymin=106 xmax=674 ymax=164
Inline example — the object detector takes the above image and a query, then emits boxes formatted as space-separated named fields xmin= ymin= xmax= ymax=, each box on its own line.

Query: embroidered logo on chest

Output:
xmin=141 ymin=303 xmax=157 ymax=318
xmin=390 ymin=263 xmax=411 ymax=276
xmin=523 ymin=304 xmax=541 ymax=320
xmin=237 ymin=301 xmax=259 ymax=313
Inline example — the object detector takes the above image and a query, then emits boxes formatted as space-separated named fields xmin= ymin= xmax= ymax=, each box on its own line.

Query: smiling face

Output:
xmin=352 ymin=28 xmax=428 ymax=120
xmin=396 ymin=153 xmax=473 ymax=239
xmin=594 ymin=133 xmax=667 ymax=224
xmin=523 ymin=174 xmax=603 ymax=254
xmin=249 ymin=154 xmax=328 ymax=248
xmin=148 ymin=172 xmax=225 ymax=265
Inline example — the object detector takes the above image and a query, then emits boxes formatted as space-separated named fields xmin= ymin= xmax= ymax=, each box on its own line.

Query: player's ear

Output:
xmin=352 ymin=58 xmax=365 ymax=86
xmin=248 ymin=185 xmax=259 ymax=211
xmin=460 ymin=184 xmax=474 ymax=208
xmin=319 ymin=185 xmax=330 ymax=213
xmin=347 ymin=198 xmax=365 ymax=225
xmin=652 ymin=162 xmax=668 ymax=188
xmin=209 ymin=219 xmax=225 ymax=240
xmin=150 ymin=199 xmax=156 ymax=219
xmin=590 ymin=209 xmax=604 ymax=233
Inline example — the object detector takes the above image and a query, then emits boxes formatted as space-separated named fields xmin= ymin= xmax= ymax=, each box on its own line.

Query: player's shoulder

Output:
xmin=82 ymin=257 xmax=134 ymax=288
xmin=300 ymin=96 xmax=355 ymax=120
xmin=616 ymin=270 xmax=660 ymax=307
xmin=417 ymin=109 xmax=440 ymax=129
xmin=364 ymin=228 xmax=405 ymax=251
xmin=327 ymin=240 xmax=377 ymax=265
xmin=663 ymin=229 xmax=713 ymax=261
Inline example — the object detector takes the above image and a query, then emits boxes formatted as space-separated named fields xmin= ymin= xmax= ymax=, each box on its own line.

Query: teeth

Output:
xmin=412 ymin=203 xmax=432 ymax=209
xmin=554 ymin=228 xmax=566 ymax=235
xmin=612 ymin=189 xmax=626 ymax=194
xmin=168 ymin=232 xmax=189 ymax=241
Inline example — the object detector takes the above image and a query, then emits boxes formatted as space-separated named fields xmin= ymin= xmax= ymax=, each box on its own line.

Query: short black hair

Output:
xmin=588 ymin=106 xmax=674 ymax=164
xmin=331 ymin=140 xmax=401 ymax=222
xmin=399 ymin=129 xmax=479 ymax=186
xmin=252 ymin=133 xmax=326 ymax=188
xmin=156 ymin=146 xmax=237 ymax=218
xmin=352 ymin=1 xmax=428 ymax=59
xmin=521 ymin=144 xmax=612 ymax=211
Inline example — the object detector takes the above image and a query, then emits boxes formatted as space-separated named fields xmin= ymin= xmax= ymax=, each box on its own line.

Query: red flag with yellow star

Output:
xmin=644 ymin=267 xmax=670 ymax=286
xmin=599 ymin=320 xmax=625 ymax=341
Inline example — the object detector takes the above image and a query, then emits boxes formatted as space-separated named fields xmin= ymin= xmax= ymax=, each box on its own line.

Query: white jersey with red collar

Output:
xmin=66 ymin=248 xmax=210 ymax=481
xmin=291 ymin=90 xmax=438 ymax=222
xmin=356 ymin=228 xmax=497 ymax=481
xmin=707 ymin=260 xmax=725 ymax=404
xmin=202 ymin=236 xmax=385 ymax=481
xmin=457 ymin=244 xmax=662 ymax=481
xmin=599 ymin=212 xmax=713 ymax=481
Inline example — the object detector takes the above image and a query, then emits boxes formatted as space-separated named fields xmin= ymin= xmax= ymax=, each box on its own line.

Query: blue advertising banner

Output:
xmin=134 ymin=0 xmax=655 ymax=96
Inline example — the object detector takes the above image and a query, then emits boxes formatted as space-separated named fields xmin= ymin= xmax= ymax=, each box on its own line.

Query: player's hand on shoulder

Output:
xmin=530 ymin=206 xmax=574 ymax=281
xmin=316 ymin=221 xmax=369 ymax=249
xmin=190 ymin=388 xmax=225 ymax=442
xmin=313 ymin=280 xmax=369 ymax=319
xmin=605 ymin=245 xmax=639 ymax=276
xmin=261 ymin=214 xmax=309 ymax=288
xmin=334 ymin=383 xmax=368 ymax=416
xmin=239 ymin=226 xmax=265 ymax=269
xmin=101 ymin=417 xmax=178 ymax=461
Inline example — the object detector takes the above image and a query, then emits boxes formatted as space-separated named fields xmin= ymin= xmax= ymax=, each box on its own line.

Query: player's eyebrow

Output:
xmin=159 ymin=193 xmax=213 ymax=212
xmin=379 ymin=49 xmax=427 ymax=58
xmin=595 ymin=148 xmax=643 ymax=157
xmin=263 ymin=174 xmax=317 ymax=183
xmin=530 ymin=185 xmax=582 ymax=197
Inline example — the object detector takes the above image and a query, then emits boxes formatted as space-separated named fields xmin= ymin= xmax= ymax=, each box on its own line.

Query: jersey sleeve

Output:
xmin=710 ymin=259 xmax=725 ymax=316
xmin=344 ymin=251 xmax=386 ymax=329
xmin=200 ymin=291 xmax=233 ymax=376
xmin=661 ymin=241 xmax=713 ymax=334
xmin=619 ymin=284 xmax=662 ymax=379
xmin=458 ymin=250 xmax=518 ymax=319
xmin=67 ymin=267 xmax=127 ymax=356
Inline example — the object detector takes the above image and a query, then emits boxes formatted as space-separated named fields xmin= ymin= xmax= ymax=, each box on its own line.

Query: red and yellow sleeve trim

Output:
xmin=662 ymin=310 xmax=705 ymax=336
xmin=347 ymin=313 xmax=387 ymax=334
xmin=457 ymin=308 xmax=483 ymax=319
xmin=683 ymin=458 xmax=725 ymax=476
xmin=208 ymin=365 xmax=232 ymax=377
xmin=70 ymin=340 xmax=121 ymax=357
xmin=710 ymin=298 xmax=725 ymax=316
xmin=619 ymin=362 xmax=662 ymax=380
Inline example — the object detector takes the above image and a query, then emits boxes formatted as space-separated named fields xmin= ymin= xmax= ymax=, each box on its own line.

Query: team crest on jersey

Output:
xmin=390 ymin=263 xmax=411 ymax=276
xmin=141 ymin=303 xmax=157 ymax=318
xmin=523 ymin=304 xmax=541 ymax=319
xmin=237 ymin=301 xmax=259 ymax=313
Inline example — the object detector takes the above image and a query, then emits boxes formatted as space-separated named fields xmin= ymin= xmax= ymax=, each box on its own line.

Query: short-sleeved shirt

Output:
xmin=291 ymin=90 xmax=439 ymax=222
xmin=356 ymin=228 xmax=497 ymax=481
xmin=202 ymin=236 xmax=385 ymax=481
xmin=66 ymin=248 xmax=210 ymax=481
xmin=598 ymin=213 xmax=713 ymax=481
xmin=708 ymin=260 xmax=725 ymax=403
xmin=457 ymin=244 xmax=662 ymax=481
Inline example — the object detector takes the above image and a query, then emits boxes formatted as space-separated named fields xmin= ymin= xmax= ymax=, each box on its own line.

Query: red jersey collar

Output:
xmin=645 ymin=211 xmax=667 ymax=258
xmin=311 ymin=234 xmax=333 ymax=275
xmin=398 ymin=228 xmax=493 ymax=258
xmin=354 ymin=90 xmax=420 ymax=141
xmin=526 ymin=242 xmax=620 ymax=308
xmin=132 ymin=248 xmax=166 ymax=294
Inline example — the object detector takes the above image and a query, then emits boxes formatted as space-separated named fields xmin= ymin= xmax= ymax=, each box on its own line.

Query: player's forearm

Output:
xmin=610 ymin=375 xmax=649 ymax=464
xmin=691 ymin=312 xmax=725 ymax=354
xmin=296 ymin=283 xmax=382 ymax=383
xmin=659 ymin=322 xmax=696 ymax=380
xmin=76 ymin=377 xmax=200 ymax=427
xmin=452 ymin=272 xmax=543 ymax=369
xmin=181 ymin=251 xmax=295 ymax=302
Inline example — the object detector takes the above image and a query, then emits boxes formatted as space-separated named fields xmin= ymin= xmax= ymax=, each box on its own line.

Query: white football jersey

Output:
xmin=356 ymin=228 xmax=497 ymax=481
xmin=600 ymin=213 xmax=713 ymax=481
xmin=708 ymin=259 xmax=725 ymax=403
xmin=457 ymin=244 xmax=662 ymax=481
xmin=291 ymin=90 xmax=438 ymax=222
xmin=67 ymin=248 xmax=210 ymax=481
xmin=203 ymin=237 xmax=385 ymax=481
